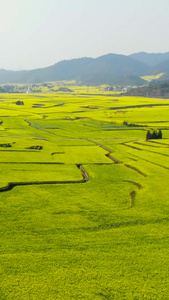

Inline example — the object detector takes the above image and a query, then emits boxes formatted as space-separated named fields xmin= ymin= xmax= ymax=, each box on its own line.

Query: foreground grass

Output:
xmin=1 ymin=169 xmax=169 ymax=299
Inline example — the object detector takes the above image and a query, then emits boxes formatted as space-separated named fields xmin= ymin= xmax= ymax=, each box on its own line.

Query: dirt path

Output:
xmin=87 ymin=139 xmax=120 ymax=163
xmin=123 ymin=180 xmax=142 ymax=190
xmin=105 ymin=153 xmax=120 ymax=164
xmin=110 ymin=103 xmax=169 ymax=110
xmin=95 ymin=144 xmax=114 ymax=153
xmin=124 ymin=164 xmax=147 ymax=177
xmin=123 ymin=180 xmax=143 ymax=207
xmin=77 ymin=164 xmax=90 ymax=181
xmin=0 ymin=164 xmax=89 ymax=193
xmin=130 ymin=191 xmax=136 ymax=207
xmin=87 ymin=139 xmax=114 ymax=153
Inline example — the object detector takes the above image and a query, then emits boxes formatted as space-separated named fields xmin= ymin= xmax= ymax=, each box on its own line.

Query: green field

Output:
xmin=141 ymin=73 xmax=165 ymax=82
xmin=1 ymin=89 xmax=169 ymax=299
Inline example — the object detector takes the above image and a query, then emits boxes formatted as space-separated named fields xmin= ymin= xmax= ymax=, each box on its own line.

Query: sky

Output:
xmin=0 ymin=0 xmax=169 ymax=70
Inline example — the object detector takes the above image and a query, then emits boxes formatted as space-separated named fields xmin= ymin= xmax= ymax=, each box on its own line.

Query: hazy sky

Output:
xmin=0 ymin=0 xmax=169 ymax=70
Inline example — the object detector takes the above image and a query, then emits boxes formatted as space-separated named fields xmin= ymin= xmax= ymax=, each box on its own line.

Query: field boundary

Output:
xmin=124 ymin=164 xmax=147 ymax=177
xmin=0 ymin=164 xmax=90 ymax=192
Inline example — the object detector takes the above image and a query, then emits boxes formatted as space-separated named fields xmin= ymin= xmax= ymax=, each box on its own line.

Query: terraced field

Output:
xmin=1 ymin=90 xmax=169 ymax=299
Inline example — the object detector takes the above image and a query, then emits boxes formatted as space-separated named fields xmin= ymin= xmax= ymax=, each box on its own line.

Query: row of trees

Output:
xmin=123 ymin=121 xmax=144 ymax=127
xmin=146 ymin=130 xmax=162 ymax=140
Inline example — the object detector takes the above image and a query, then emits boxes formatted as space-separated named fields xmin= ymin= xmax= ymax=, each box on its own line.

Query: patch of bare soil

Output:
xmin=51 ymin=152 xmax=65 ymax=155
xmin=26 ymin=146 xmax=43 ymax=150
xmin=130 ymin=190 xmax=136 ymax=207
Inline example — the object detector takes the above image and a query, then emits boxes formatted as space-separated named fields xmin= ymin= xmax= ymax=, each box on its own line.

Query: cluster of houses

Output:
xmin=101 ymin=86 xmax=129 ymax=92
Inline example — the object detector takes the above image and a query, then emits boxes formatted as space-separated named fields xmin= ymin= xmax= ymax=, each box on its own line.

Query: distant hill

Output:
xmin=97 ymin=75 xmax=146 ymax=86
xmin=0 ymin=58 xmax=94 ymax=84
xmin=0 ymin=52 xmax=169 ymax=86
xmin=150 ymin=59 xmax=169 ymax=75
xmin=78 ymin=54 xmax=148 ymax=85
xmin=0 ymin=54 xmax=149 ymax=86
xmin=149 ymin=73 xmax=169 ymax=85
xmin=126 ymin=80 xmax=169 ymax=98
xmin=130 ymin=52 xmax=169 ymax=67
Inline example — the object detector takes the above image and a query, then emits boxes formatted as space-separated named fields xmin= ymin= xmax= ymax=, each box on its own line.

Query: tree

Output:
xmin=146 ymin=129 xmax=162 ymax=140
xmin=158 ymin=130 xmax=162 ymax=139
xmin=146 ymin=130 xmax=151 ymax=140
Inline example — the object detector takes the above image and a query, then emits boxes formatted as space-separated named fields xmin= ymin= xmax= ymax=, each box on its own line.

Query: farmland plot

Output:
xmin=0 ymin=91 xmax=169 ymax=299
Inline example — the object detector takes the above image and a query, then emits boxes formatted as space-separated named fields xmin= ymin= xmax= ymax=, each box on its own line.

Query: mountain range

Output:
xmin=0 ymin=52 xmax=169 ymax=86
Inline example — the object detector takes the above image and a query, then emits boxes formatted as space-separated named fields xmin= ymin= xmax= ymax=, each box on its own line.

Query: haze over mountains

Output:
xmin=0 ymin=52 xmax=169 ymax=86
xmin=129 ymin=52 xmax=169 ymax=67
